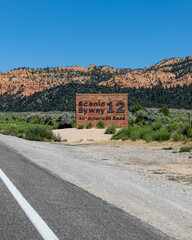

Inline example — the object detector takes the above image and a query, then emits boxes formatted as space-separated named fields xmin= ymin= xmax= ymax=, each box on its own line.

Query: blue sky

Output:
xmin=0 ymin=0 xmax=192 ymax=72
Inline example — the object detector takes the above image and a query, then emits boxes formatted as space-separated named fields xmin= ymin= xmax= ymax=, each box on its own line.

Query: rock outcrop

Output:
xmin=0 ymin=57 xmax=191 ymax=97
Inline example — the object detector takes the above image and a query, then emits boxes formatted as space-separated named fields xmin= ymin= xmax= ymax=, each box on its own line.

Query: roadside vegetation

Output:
xmin=0 ymin=106 xmax=192 ymax=143
xmin=105 ymin=124 xmax=117 ymax=134
xmin=112 ymin=106 xmax=192 ymax=143
xmin=0 ymin=112 xmax=75 ymax=141
xmin=77 ymin=124 xmax=84 ymax=129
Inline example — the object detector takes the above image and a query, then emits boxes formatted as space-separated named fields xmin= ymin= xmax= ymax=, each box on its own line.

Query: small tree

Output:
xmin=159 ymin=107 xmax=170 ymax=116
xmin=130 ymin=104 xmax=146 ymax=114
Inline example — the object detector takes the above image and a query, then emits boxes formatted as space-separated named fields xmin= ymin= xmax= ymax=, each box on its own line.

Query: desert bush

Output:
xmin=26 ymin=115 xmax=33 ymax=123
xmin=128 ymin=118 xmax=135 ymax=126
xmin=57 ymin=122 xmax=72 ymax=129
xmin=111 ymin=127 xmax=131 ymax=140
xmin=152 ymin=130 xmax=171 ymax=141
xmin=159 ymin=106 xmax=170 ymax=116
xmin=152 ymin=121 xmax=163 ymax=131
xmin=179 ymin=146 xmax=192 ymax=153
xmin=25 ymin=114 xmax=43 ymax=124
xmin=172 ymin=115 xmax=188 ymax=124
xmin=105 ymin=124 xmax=116 ymax=134
xmin=147 ymin=109 xmax=164 ymax=123
xmin=47 ymin=120 xmax=54 ymax=126
xmin=167 ymin=122 xmax=180 ymax=132
xmin=159 ymin=116 xmax=170 ymax=125
xmin=134 ymin=109 xmax=164 ymax=125
xmin=181 ymin=123 xmax=192 ymax=137
xmin=112 ymin=125 xmax=155 ymax=142
xmin=12 ymin=115 xmax=17 ymax=120
xmin=140 ymin=126 xmax=153 ymax=138
xmin=130 ymin=104 xmax=146 ymax=113
xmin=69 ymin=119 xmax=76 ymax=128
xmin=173 ymin=132 xmax=187 ymax=141
xmin=43 ymin=116 xmax=52 ymax=125
xmin=128 ymin=111 xmax=135 ymax=126
xmin=25 ymin=126 xmax=60 ymax=141
xmin=135 ymin=111 xmax=146 ymax=124
xmin=2 ymin=126 xmax=19 ymax=137
xmin=143 ymin=131 xmax=154 ymax=143
xmin=86 ymin=121 xmax=93 ymax=129
xmin=130 ymin=125 xmax=154 ymax=141
xmin=128 ymin=111 xmax=135 ymax=119
xmin=130 ymin=127 xmax=141 ymax=141
xmin=96 ymin=120 xmax=105 ymax=129
xmin=77 ymin=124 xmax=84 ymax=129
xmin=56 ymin=113 xmax=74 ymax=124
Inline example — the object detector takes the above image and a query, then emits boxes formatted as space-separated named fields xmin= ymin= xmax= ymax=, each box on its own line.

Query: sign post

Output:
xmin=76 ymin=94 xmax=128 ymax=127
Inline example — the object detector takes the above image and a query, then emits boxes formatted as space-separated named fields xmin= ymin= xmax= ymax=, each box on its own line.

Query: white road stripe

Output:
xmin=0 ymin=168 xmax=59 ymax=240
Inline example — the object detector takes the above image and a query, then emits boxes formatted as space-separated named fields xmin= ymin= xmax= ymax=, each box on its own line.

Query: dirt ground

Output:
xmin=52 ymin=128 xmax=113 ymax=144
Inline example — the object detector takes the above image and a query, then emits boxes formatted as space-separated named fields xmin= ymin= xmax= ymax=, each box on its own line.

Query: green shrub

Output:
xmin=12 ymin=115 xmax=17 ymax=120
xmin=25 ymin=126 xmax=60 ymax=142
xmin=2 ymin=126 xmax=19 ymax=137
xmin=43 ymin=116 xmax=52 ymax=125
xmin=159 ymin=116 xmax=170 ymax=125
xmin=152 ymin=130 xmax=171 ymax=141
xmin=56 ymin=113 xmax=75 ymax=124
xmin=179 ymin=146 xmax=192 ymax=153
xmin=143 ymin=132 xmax=154 ymax=142
xmin=57 ymin=122 xmax=72 ymax=129
xmin=167 ymin=122 xmax=180 ymax=132
xmin=130 ymin=125 xmax=154 ymax=142
xmin=159 ymin=107 xmax=170 ymax=116
xmin=41 ymin=116 xmax=54 ymax=126
xmin=135 ymin=112 xmax=145 ymax=123
xmin=111 ymin=127 xmax=131 ymax=140
xmin=152 ymin=121 xmax=163 ymax=131
xmin=181 ymin=123 xmax=192 ymax=137
xmin=130 ymin=104 xmax=146 ymax=113
xmin=112 ymin=125 xmax=153 ymax=142
xmin=173 ymin=132 xmax=187 ymax=141
xmin=112 ymin=125 xmax=157 ymax=142
xmin=134 ymin=109 xmax=164 ymax=125
xmin=96 ymin=120 xmax=105 ymax=129
xmin=162 ymin=147 xmax=173 ymax=150
xmin=77 ymin=124 xmax=84 ymax=129
xmin=86 ymin=121 xmax=93 ymax=129
xmin=69 ymin=119 xmax=76 ymax=128
xmin=105 ymin=124 xmax=116 ymax=134
xmin=140 ymin=126 xmax=153 ymax=138
xmin=128 ymin=118 xmax=135 ymax=126
xmin=130 ymin=128 xmax=141 ymax=141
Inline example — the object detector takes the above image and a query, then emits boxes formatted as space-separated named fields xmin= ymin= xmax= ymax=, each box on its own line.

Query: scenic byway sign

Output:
xmin=76 ymin=94 xmax=128 ymax=127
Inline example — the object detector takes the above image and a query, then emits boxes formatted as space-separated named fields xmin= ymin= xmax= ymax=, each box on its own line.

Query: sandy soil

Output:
xmin=52 ymin=128 xmax=113 ymax=144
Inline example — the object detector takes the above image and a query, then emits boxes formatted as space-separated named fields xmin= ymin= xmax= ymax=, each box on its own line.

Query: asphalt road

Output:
xmin=0 ymin=141 xmax=172 ymax=240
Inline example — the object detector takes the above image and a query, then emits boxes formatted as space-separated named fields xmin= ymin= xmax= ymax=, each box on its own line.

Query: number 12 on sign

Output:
xmin=107 ymin=101 xmax=125 ymax=113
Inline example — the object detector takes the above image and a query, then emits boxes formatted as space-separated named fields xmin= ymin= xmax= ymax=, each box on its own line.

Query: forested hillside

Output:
xmin=0 ymin=83 xmax=192 ymax=112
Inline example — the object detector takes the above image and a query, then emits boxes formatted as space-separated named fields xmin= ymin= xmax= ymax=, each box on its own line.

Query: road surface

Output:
xmin=0 ymin=140 xmax=171 ymax=240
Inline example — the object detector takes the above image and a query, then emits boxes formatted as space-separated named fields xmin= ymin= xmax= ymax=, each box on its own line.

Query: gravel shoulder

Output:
xmin=1 ymin=133 xmax=192 ymax=240
xmin=53 ymin=128 xmax=192 ymax=178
